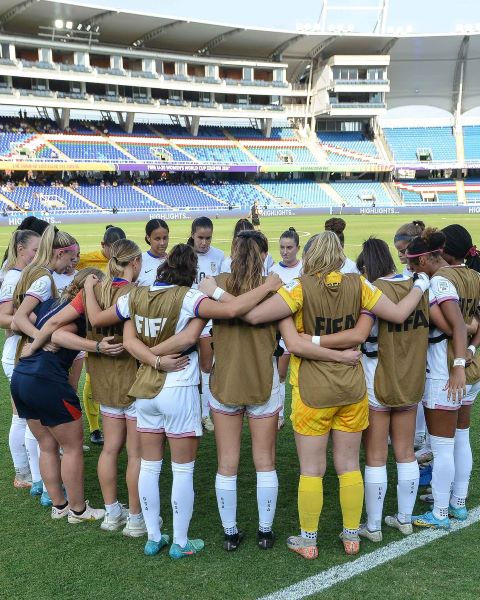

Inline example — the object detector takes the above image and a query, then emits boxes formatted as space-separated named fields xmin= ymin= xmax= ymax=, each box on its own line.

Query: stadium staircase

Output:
xmin=383 ymin=183 xmax=403 ymax=205
xmin=456 ymin=180 xmax=466 ymax=204
xmin=106 ymin=138 xmax=137 ymax=161
xmin=252 ymin=183 xmax=282 ymax=206
xmin=455 ymin=128 xmax=465 ymax=163
xmin=0 ymin=191 xmax=21 ymax=211
xmin=132 ymin=185 xmax=177 ymax=209
xmin=191 ymin=184 xmax=228 ymax=206
xmin=68 ymin=188 xmax=107 ymax=211
xmin=304 ymin=134 xmax=329 ymax=165
xmin=321 ymin=183 xmax=345 ymax=206
xmin=223 ymin=129 xmax=262 ymax=164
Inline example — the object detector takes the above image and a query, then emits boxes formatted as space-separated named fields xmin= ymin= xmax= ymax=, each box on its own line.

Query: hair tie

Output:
xmin=466 ymin=245 xmax=478 ymax=258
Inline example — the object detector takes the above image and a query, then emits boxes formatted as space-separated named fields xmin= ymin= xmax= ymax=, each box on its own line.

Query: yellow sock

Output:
xmin=82 ymin=373 xmax=100 ymax=433
xmin=338 ymin=471 xmax=364 ymax=531
xmin=298 ymin=475 xmax=323 ymax=534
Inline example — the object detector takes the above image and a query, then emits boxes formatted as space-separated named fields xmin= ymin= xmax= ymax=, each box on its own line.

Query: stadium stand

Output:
xmin=317 ymin=132 xmax=379 ymax=156
xmin=463 ymin=126 xmax=480 ymax=160
xmin=330 ymin=181 xmax=394 ymax=206
xmin=138 ymin=183 xmax=227 ymax=209
xmin=383 ymin=127 xmax=457 ymax=161
xmin=258 ymin=180 xmax=334 ymax=207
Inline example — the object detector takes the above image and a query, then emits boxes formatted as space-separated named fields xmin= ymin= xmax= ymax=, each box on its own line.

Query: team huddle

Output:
xmin=1 ymin=213 xmax=479 ymax=560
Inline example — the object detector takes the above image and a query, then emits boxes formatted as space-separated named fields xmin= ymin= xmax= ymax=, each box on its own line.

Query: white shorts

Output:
xmin=135 ymin=385 xmax=203 ymax=438
xmin=200 ymin=320 xmax=213 ymax=339
xmin=209 ymin=361 xmax=282 ymax=418
xmin=2 ymin=360 xmax=13 ymax=382
xmin=367 ymin=385 xmax=417 ymax=413
xmin=100 ymin=402 xmax=137 ymax=420
xmin=279 ymin=338 xmax=290 ymax=356
xmin=422 ymin=378 xmax=480 ymax=411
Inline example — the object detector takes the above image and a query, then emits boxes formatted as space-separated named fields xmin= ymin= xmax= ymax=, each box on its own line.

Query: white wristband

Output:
xmin=311 ymin=335 xmax=321 ymax=346
xmin=468 ymin=345 xmax=477 ymax=355
xmin=212 ymin=287 xmax=225 ymax=301
xmin=453 ymin=358 xmax=466 ymax=368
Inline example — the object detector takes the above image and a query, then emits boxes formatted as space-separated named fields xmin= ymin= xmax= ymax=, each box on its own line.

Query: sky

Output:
xmin=64 ymin=0 xmax=480 ymax=33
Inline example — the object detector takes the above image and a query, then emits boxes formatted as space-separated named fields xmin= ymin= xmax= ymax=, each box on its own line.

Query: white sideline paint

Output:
xmin=258 ymin=506 xmax=480 ymax=600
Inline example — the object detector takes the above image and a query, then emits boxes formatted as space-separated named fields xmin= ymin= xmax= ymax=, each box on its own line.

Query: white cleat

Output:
xmin=51 ymin=504 xmax=70 ymax=520
xmin=123 ymin=515 xmax=163 ymax=538
xmin=415 ymin=446 xmax=433 ymax=464
xmin=358 ymin=523 xmax=382 ymax=542
xmin=100 ymin=506 xmax=129 ymax=531
xmin=68 ymin=500 xmax=105 ymax=524
xmin=385 ymin=515 xmax=413 ymax=535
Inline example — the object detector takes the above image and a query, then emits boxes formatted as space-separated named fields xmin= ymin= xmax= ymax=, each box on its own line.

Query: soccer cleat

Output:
xmin=415 ymin=446 xmax=433 ymax=464
xmin=202 ymin=416 xmax=214 ymax=432
xmin=144 ymin=535 xmax=170 ymax=556
xmin=169 ymin=538 xmax=205 ymax=560
xmin=419 ymin=493 xmax=434 ymax=504
xmin=223 ymin=530 xmax=244 ymax=552
xmin=339 ymin=531 xmax=361 ymax=555
xmin=100 ymin=506 xmax=129 ymax=531
xmin=30 ymin=480 xmax=43 ymax=497
xmin=419 ymin=464 xmax=432 ymax=487
xmin=40 ymin=490 xmax=53 ymax=507
xmin=51 ymin=504 xmax=70 ymax=520
xmin=358 ymin=523 xmax=382 ymax=542
xmin=67 ymin=501 xmax=105 ymax=524
xmin=286 ymin=535 xmax=318 ymax=560
xmin=414 ymin=433 xmax=426 ymax=450
xmin=257 ymin=530 xmax=275 ymax=550
xmin=277 ymin=416 xmax=285 ymax=431
xmin=13 ymin=471 xmax=32 ymax=489
xmin=413 ymin=511 xmax=451 ymax=530
xmin=449 ymin=505 xmax=468 ymax=521
xmin=123 ymin=515 xmax=162 ymax=538
xmin=90 ymin=430 xmax=104 ymax=445
xmin=384 ymin=515 xmax=413 ymax=535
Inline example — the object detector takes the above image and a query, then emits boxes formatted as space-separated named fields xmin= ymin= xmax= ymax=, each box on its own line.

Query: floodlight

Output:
xmin=54 ymin=19 xmax=63 ymax=28
xmin=85 ymin=24 xmax=91 ymax=31
xmin=65 ymin=21 xmax=73 ymax=30
xmin=77 ymin=23 xmax=83 ymax=30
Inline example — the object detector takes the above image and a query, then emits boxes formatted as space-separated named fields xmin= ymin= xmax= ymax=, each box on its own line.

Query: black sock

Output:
xmin=54 ymin=501 xmax=68 ymax=510
xmin=71 ymin=504 xmax=87 ymax=516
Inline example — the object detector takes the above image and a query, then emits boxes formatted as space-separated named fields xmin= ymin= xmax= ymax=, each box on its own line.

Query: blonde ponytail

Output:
xmin=3 ymin=230 xmax=40 ymax=272
xmin=302 ymin=231 xmax=345 ymax=280
xmin=60 ymin=268 xmax=105 ymax=304
xmin=100 ymin=239 xmax=141 ymax=308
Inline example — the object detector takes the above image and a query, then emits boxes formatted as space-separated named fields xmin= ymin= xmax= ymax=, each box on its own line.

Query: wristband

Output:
xmin=453 ymin=358 xmax=466 ymax=368
xmin=468 ymin=345 xmax=477 ymax=355
xmin=96 ymin=341 xmax=101 ymax=354
xmin=212 ymin=287 xmax=225 ymax=301
xmin=155 ymin=356 xmax=161 ymax=371
xmin=312 ymin=335 xmax=321 ymax=346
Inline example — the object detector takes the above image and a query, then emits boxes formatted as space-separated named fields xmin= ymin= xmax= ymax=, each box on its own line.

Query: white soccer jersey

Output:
xmin=221 ymin=253 xmax=274 ymax=276
xmin=270 ymin=260 xmax=302 ymax=284
xmin=402 ymin=266 xmax=414 ymax=278
xmin=53 ymin=271 xmax=76 ymax=295
xmin=193 ymin=246 xmax=224 ymax=288
xmin=427 ymin=273 xmax=460 ymax=380
xmin=341 ymin=257 xmax=360 ymax=274
xmin=116 ymin=284 xmax=207 ymax=388
xmin=0 ymin=268 xmax=22 ymax=365
xmin=25 ymin=274 xmax=53 ymax=303
xmin=137 ymin=251 xmax=167 ymax=287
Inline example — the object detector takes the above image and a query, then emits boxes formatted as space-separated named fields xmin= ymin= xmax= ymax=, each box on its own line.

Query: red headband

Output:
xmin=466 ymin=245 xmax=478 ymax=258
xmin=56 ymin=244 xmax=78 ymax=253
xmin=405 ymin=249 xmax=443 ymax=259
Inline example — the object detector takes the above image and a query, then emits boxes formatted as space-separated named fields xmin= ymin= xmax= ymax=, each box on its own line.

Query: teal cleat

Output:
xmin=449 ymin=505 xmax=468 ymax=521
xmin=144 ymin=535 xmax=170 ymax=557
xmin=30 ymin=480 xmax=43 ymax=497
xmin=40 ymin=490 xmax=53 ymax=507
xmin=169 ymin=538 xmax=205 ymax=560
xmin=413 ymin=511 xmax=451 ymax=530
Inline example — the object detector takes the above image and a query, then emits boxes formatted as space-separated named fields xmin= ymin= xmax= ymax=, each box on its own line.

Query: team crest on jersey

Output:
xmin=437 ymin=280 xmax=450 ymax=293
xmin=211 ymin=262 xmax=217 ymax=274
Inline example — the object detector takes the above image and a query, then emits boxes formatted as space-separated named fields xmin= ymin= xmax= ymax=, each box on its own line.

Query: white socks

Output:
xmin=9 ymin=415 xmax=28 ymax=473
xmin=396 ymin=461 xmax=419 ymax=524
xmin=215 ymin=473 xmax=238 ymax=535
xmin=279 ymin=382 xmax=286 ymax=418
xmin=364 ymin=465 xmax=387 ymax=531
xmin=171 ymin=461 xmax=195 ymax=548
xmin=201 ymin=371 xmax=211 ymax=419
xmin=451 ymin=428 xmax=472 ymax=508
xmin=257 ymin=470 xmax=278 ymax=533
xmin=105 ymin=500 xmax=122 ymax=519
xmin=430 ymin=434 xmax=455 ymax=520
xmin=25 ymin=425 xmax=41 ymax=483
xmin=138 ymin=459 xmax=163 ymax=542
xmin=415 ymin=402 xmax=426 ymax=439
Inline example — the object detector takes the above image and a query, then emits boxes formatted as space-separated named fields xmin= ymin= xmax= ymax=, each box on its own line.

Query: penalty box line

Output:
xmin=258 ymin=506 xmax=480 ymax=600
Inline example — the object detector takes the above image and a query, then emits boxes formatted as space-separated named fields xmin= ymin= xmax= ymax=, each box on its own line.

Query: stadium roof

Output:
xmin=1 ymin=0 xmax=480 ymax=113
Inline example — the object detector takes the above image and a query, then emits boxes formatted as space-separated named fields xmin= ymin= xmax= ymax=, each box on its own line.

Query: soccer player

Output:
xmin=393 ymin=220 xmax=426 ymax=278
xmin=12 ymin=269 xmax=120 ymax=523
xmin=241 ymin=231 xmax=429 ymax=557
xmin=137 ymin=219 xmax=169 ymax=286
xmin=270 ymin=228 xmax=302 ymax=429
xmin=221 ymin=218 xmax=275 ymax=275
xmin=325 ymin=217 xmax=359 ymax=274
xmin=188 ymin=216 xmax=224 ymax=432
xmin=0 ymin=230 xmax=40 ymax=489
xmin=77 ymin=225 xmax=125 ymax=446
xmin=351 ymin=238 xmax=428 ymax=542
xmin=407 ymin=227 xmax=480 ymax=529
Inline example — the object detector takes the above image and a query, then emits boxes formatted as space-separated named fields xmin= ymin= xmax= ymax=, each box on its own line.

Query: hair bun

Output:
xmin=422 ymin=227 xmax=446 ymax=252
xmin=288 ymin=227 xmax=297 ymax=232
xmin=325 ymin=218 xmax=346 ymax=234
xmin=412 ymin=220 xmax=425 ymax=229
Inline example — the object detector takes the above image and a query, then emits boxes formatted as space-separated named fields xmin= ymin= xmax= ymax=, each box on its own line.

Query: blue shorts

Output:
xmin=11 ymin=372 xmax=82 ymax=427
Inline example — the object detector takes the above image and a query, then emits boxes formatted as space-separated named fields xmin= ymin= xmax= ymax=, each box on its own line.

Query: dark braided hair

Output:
xmin=442 ymin=224 xmax=480 ymax=273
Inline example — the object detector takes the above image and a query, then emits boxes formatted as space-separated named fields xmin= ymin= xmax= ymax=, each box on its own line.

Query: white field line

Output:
xmin=258 ymin=506 xmax=480 ymax=600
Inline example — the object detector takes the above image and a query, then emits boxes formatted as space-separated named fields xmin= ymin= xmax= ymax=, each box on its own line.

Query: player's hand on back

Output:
xmin=199 ymin=276 xmax=218 ymax=298
xmin=99 ymin=336 xmax=124 ymax=355
xmin=340 ymin=349 xmax=362 ymax=366
xmin=84 ymin=274 xmax=100 ymax=290
xmin=265 ymin=272 xmax=282 ymax=292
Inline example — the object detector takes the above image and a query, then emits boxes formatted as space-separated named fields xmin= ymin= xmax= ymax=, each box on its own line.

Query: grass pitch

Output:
xmin=1 ymin=213 xmax=480 ymax=600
